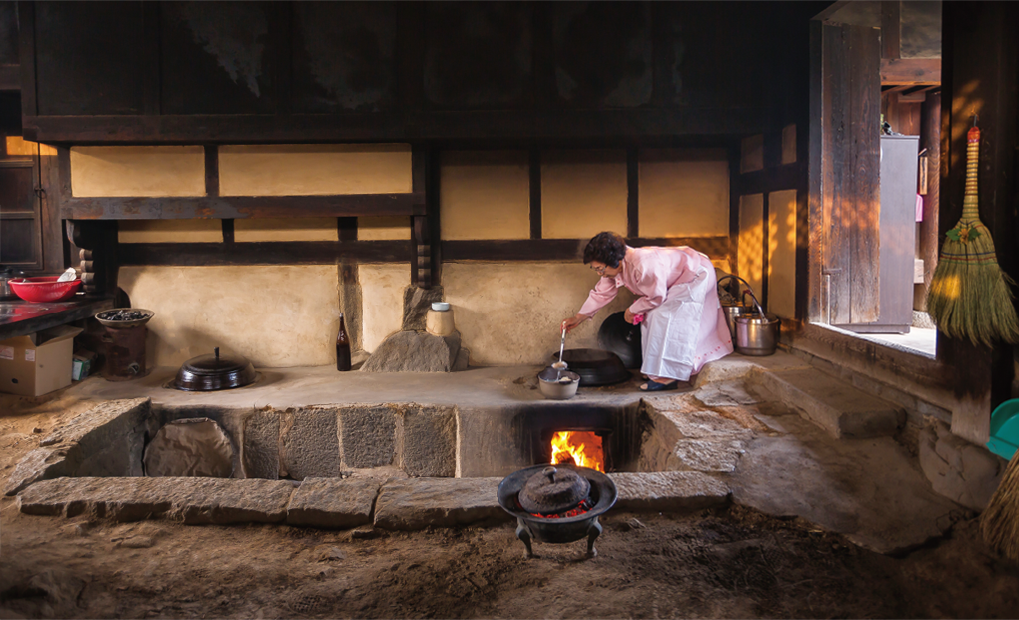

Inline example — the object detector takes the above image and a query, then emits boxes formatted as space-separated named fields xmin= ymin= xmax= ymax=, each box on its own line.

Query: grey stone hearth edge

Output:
xmin=16 ymin=471 xmax=730 ymax=529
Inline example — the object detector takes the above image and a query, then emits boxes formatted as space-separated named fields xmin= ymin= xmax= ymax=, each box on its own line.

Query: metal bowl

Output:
xmin=537 ymin=367 xmax=580 ymax=400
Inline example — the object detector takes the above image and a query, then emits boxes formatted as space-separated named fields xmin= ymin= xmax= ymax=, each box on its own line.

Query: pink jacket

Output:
xmin=579 ymin=246 xmax=713 ymax=317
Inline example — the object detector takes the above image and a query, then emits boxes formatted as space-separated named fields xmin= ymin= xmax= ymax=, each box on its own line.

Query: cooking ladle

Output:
xmin=553 ymin=323 xmax=569 ymax=380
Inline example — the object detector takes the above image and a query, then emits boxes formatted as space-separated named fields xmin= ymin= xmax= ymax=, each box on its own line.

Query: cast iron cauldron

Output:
xmin=550 ymin=348 xmax=630 ymax=386
xmin=497 ymin=464 xmax=617 ymax=559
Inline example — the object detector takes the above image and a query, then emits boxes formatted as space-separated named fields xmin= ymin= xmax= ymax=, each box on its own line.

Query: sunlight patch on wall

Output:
xmin=738 ymin=194 xmax=764 ymax=302
xmin=768 ymin=190 xmax=797 ymax=318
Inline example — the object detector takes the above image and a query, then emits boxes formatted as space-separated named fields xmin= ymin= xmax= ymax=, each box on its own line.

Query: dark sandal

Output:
xmin=639 ymin=380 xmax=679 ymax=392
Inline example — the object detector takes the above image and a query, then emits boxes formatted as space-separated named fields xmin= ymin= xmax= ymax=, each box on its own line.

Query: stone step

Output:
xmin=755 ymin=367 xmax=905 ymax=439
xmin=17 ymin=471 xmax=731 ymax=530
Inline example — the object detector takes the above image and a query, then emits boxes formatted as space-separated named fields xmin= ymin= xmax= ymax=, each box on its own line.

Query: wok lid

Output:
xmin=550 ymin=348 xmax=630 ymax=387
xmin=174 ymin=347 xmax=257 ymax=391
xmin=518 ymin=466 xmax=591 ymax=514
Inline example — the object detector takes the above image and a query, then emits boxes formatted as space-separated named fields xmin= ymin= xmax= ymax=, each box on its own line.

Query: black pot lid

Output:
xmin=182 ymin=347 xmax=249 ymax=374
xmin=550 ymin=348 xmax=631 ymax=387
xmin=174 ymin=347 xmax=256 ymax=391
xmin=518 ymin=466 xmax=591 ymax=514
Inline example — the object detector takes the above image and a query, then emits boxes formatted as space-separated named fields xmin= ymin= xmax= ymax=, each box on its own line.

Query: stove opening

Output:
xmin=550 ymin=431 xmax=604 ymax=472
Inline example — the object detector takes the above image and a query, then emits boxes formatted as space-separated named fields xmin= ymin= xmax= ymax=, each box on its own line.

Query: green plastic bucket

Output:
xmin=987 ymin=398 xmax=1019 ymax=460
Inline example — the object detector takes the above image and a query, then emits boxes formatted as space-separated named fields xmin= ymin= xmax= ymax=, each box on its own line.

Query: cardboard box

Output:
xmin=0 ymin=325 xmax=83 ymax=396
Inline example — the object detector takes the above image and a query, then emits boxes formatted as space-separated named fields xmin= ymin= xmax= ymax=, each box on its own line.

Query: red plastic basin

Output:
xmin=9 ymin=276 xmax=82 ymax=303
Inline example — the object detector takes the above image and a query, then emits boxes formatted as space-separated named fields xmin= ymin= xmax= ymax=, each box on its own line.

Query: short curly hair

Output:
xmin=583 ymin=231 xmax=627 ymax=268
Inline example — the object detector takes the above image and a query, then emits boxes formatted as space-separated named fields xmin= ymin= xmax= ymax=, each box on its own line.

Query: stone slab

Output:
xmin=609 ymin=471 xmax=730 ymax=512
xmin=243 ymin=408 xmax=280 ymax=479
xmin=17 ymin=477 xmax=294 ymax=524
xmin=286 ymin=477 xmax=380 ymax=529
xmin=281 ymin=407 xmax=340 ymax=479
xmin=5 ymin=398 xmax=151 ymax=496
xmin=401 ymin=406 xmax=456 ymax=477
xmin=729 ymin=413 xmax=961 ymax=554
xmin=373 ymin=477 xmax=509 ymax=530
xmin=338 ymin=405 xmax=397 ymax=469
xmin=756 ymin=367 xmax=904 ymax=438
xmin=668 ymin=438 xmax=747 ymax=473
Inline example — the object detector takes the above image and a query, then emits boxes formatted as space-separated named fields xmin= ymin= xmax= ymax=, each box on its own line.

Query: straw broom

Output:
xmin=981 ymin=451 xmax=1019 ymax=562
xmin=926 ymin=122 xmax=1019 ymax=346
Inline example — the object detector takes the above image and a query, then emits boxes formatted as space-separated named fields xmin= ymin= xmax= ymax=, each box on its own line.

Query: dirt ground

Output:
xmin=3 ymin=397 xmax=1019 ymax=619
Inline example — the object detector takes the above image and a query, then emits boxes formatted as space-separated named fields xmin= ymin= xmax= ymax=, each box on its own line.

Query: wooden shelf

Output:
xmin=0 ymin=295 xmax=115 ymax=341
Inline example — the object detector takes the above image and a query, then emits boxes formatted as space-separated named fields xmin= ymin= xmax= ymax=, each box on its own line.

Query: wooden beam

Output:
xmin=442 ymin=237 xmax=730 ymax=263
xmin=119 ymin=240 xmax=412 ymax=267
xmin=20 ymin=108 xmax=773 ymax=145
xmin=61 ymin=193 xmax=427 ymax=220
xmin=880 ymin=1 xmax=900 ymax=60
xmin=880 ymin=58 xmax=940 ymax=85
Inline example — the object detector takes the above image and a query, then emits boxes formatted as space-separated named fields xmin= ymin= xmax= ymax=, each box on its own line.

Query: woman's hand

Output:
xmin=561 ymin=313 xmax=590 ymax=334
xmin=624 ymin=308 xmax=635 ymax=324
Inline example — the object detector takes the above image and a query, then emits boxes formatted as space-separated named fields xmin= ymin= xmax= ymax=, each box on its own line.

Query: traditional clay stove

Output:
xmin=497 ymin=464 xmax=617 ymax=559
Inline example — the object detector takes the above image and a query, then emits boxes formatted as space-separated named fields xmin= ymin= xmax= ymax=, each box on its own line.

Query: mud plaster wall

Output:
xmin=441 ymin=151 xmax=530 ymax=240
xmin=638 ymin=149 xmax=729 ymax=238
xmin=118 ymin=265 xmax=339 ymax=368
xmin=768 ymin=190 xmax=797 ymax=318
xmin=359 ymin=264 xmax=411 ymax=352
xmin=542 ymin=150 xmax=628 ymax=239
xmin=70 ymin=146 xmax=206 ymax=197
xmin=442 ymin=262 xmax=636 ymax=365
xmin=218 ymin=144 xmax=412 ymax=196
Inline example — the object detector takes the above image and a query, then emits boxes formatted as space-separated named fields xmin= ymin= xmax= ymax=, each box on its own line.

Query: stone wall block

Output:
xmin=339 ymin=405 xmax=398 ymax=469
xmin=919 ymin=421 xmax=1004 ymax=510
xmin=610 ymin=471 xmax=730 ymax=512
xmin=243 ymin=408 xmax=280 ymax=479
xmin=281 ymin=407 xmax=340 ymax=480
xmin=286 ymin=478 xmax=380 ymax=529
xmin=402 ymin=286 xmax=445 ymax=331
xmin=401 ymin=406 xmax=457 ymax=477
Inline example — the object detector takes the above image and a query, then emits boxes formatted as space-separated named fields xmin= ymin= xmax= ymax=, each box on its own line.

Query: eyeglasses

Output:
xmin=592 ymin=265 xmax=607 ymax=274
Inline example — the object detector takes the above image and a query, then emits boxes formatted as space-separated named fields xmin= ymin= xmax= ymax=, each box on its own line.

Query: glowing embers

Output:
xmin=550 ymin=431 xmax=604 ymax=472
xmin=523 ymin=497 xmax=595 ymax=520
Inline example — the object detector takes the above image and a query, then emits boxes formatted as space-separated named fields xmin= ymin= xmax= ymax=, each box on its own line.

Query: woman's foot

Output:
xmin=639 ymin=379 xmax=679 ymax=392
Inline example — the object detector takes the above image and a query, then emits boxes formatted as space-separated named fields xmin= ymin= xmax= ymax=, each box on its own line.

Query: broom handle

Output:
xmin=963 ymin=126 xmax=980 ymax=220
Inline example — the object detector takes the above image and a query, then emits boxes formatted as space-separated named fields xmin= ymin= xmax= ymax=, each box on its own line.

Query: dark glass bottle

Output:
xmin=336 ymin=312 xmax=351 ymax=371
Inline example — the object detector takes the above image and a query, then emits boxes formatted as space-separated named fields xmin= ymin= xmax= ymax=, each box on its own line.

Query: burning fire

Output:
xmin=550 ymin=431 xmax=604 ymax=472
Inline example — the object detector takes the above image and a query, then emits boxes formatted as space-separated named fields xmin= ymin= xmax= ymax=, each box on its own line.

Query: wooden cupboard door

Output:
xmin=820 ymin=23 xmax=882 ymax=325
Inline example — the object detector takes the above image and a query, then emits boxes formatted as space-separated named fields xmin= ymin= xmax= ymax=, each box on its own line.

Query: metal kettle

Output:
xmin=0 ymin=265 xmax=25 ymax=301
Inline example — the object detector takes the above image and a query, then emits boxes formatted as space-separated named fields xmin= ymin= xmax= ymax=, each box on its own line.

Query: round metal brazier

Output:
xmin=518 ymin=466 xmax=590 ymax=514
xmin=174 ymin=347 xmax=257 ymax=391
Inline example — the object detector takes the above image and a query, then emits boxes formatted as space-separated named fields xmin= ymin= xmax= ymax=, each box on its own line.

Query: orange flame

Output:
xmin=550 ymin=431 xmax=604 ymax=472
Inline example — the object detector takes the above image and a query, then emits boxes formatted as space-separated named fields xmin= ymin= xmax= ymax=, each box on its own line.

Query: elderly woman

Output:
xmin=562 ymin=232 xmax=733 ymax=391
